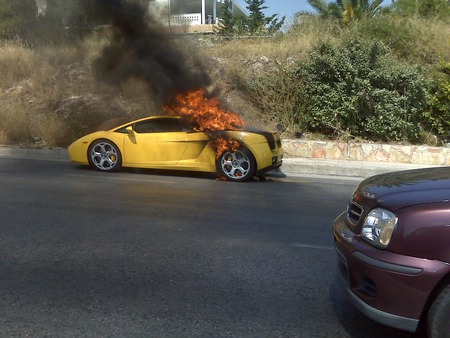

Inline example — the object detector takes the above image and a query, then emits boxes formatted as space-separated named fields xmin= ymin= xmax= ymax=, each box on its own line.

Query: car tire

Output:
xmin=428 ymin=284 xmax=450 ymax=338
xmin=217 ymin=147 xmax=256 ymax=182
xmin=88 ymin=139 xmax=122 ymax=172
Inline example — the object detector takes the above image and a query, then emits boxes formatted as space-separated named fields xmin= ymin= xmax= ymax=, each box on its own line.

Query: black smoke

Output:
xmin=92 ymin=0 xmax=211 ymax=104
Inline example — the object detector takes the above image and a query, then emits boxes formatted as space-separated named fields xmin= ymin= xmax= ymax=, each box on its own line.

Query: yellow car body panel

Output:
xmin=68 ymin=116 xmax=283 ymax=179
xmin=123 ymin=130 xmax=189 ymax=166
xmin=224 ymin=131 xmax=282 ymax=170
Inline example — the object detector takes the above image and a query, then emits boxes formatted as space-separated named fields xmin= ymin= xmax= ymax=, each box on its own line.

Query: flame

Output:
xmin=210 ymin=138 xmax=241 ymax=159
xmin=164 ymin=88 xmax=246 ymax=158
xmin=163 ymin=88 xmax=246 ymax=132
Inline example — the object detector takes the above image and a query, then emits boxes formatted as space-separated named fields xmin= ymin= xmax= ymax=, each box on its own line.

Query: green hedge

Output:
xmin=295 ymin=40 xmax=430 ymax=142
xmin=423 ymin=62 xmax=450 ymax=138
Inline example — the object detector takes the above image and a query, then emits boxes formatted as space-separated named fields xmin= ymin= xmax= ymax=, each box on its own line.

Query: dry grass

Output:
xmin=0 ymin=45 xmax=35 ymax=90
xmin=0 ymin=36 xmax=151 ymax=147
xmin=206 ymin=16 xmax=343 ymax=62
xmin=348 ymin=16 xmax=450 ymax=65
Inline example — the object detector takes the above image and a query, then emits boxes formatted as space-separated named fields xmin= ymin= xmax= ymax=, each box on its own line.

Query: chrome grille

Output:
xmin=347 ymin=202 xmax=364 ymax=227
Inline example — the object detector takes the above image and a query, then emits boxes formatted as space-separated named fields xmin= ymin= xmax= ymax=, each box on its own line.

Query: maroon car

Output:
xmin=333 ymin=167 xmax=450 ymax=337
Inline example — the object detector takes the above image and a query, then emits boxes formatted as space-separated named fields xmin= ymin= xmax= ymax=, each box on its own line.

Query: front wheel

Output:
xmin=88 ymin=139 xmax=122 ymax=172
xmin=217 ymin=147 xmax=256 ymax=182
xmin=428 ymin=285 xmax=450 ymax=338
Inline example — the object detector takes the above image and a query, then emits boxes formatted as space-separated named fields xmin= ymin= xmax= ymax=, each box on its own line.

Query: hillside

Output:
xmin=0 ymin=15 xmax=449 ymax=147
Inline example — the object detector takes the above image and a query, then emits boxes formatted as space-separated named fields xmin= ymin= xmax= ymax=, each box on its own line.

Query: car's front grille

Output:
xmin=347 ymin=202 xmax=364 ymax=227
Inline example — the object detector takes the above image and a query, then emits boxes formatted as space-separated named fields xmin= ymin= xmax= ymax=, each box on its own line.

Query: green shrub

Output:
xmin=296 ymin=39 xmax=429 ymax=142
xmin=423 ymin=61 xmax=450 ymax=140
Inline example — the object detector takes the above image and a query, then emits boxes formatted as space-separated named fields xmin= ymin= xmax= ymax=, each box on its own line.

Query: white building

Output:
xmin=150 ymin=0 xmax=247 ymax=25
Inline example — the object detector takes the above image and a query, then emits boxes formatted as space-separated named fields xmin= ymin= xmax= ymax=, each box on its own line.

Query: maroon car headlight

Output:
xmin=361 ymin=208 xmax=398 ymax=248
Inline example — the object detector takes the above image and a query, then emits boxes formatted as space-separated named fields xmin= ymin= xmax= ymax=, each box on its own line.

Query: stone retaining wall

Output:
xmin=282 ymin=139 xmax=450 ymax=166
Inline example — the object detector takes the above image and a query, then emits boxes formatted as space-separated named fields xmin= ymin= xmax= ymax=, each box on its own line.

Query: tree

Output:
xmin=246 ymin=0 xmax=267 ymax=32
xmin=305 ymin=0 xmax=342 ymax=19
xmin=244 ymin=0 xmax=285 ymax=35
xmin=215 ymin=0 xmax=284 ymax=36
xmin=307 ymin=0 xmax=384 ymax=23
xmin=215 ymin=0 xmax=237 ymax=35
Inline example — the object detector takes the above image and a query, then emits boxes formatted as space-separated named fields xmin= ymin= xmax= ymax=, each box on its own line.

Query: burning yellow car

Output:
xmin=68 ymin=116 xmax=283 ymax=182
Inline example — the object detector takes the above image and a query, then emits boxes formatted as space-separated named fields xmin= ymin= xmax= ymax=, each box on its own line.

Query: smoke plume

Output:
xmin=92 ymin=0 xmax=212 ymax=104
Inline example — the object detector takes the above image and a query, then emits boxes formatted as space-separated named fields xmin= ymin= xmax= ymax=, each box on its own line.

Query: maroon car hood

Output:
xmin=356 ymin=167 xmax=450 ymax=210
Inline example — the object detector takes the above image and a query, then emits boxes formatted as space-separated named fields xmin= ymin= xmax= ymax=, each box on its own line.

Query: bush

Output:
xmin=296 ymin=39 xmax=429 ymax=142
xmin=423 ymin=61 xmax=450 ymax=140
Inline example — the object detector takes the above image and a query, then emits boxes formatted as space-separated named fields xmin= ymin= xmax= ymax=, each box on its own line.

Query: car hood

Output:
xmin=355 ymin=167 xmax=450 ymax=210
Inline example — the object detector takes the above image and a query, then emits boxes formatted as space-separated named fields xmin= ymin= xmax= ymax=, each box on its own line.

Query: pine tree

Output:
xmin=215 ymin=0 xmax=237 ymax=35
xmin=244 ymin=0 xmax=285 ymax=35
xmin=245 ymin=0 xmax=266 ymax=33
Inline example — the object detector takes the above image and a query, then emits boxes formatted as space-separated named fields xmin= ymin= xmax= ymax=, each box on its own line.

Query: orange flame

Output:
xmin=210 ymin=138 xmax=241 ymax=159
xmin=163 ymin=88 xmax=246 ymax=132
xmin=164 ymin=88 xmax=246 ymax=158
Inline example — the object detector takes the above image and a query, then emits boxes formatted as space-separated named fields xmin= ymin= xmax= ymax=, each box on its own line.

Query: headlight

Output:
xmin=361 ymin=208 xmax=397 ymax=248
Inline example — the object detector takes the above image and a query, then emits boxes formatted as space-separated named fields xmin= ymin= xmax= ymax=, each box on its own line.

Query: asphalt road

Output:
xmin=0 ymin=157 xmax=419 ymax=337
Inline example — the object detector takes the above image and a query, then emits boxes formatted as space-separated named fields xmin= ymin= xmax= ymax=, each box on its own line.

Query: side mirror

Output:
xmin=126 ymin=126 xmax=134 ymax=134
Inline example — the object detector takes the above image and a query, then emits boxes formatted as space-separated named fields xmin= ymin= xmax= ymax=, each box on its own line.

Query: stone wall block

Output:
xmin=367 ymin=148 xmax=390 ymax=162
xmin=326 ymin=142 xmax=347 ymax=159
xmin=312 ymin=145 xmax=326 ymax=158
xmin=389 ymin=146 xmax=412 ymax=163
xmin=282 ymin=139 xmax=450 ymax=166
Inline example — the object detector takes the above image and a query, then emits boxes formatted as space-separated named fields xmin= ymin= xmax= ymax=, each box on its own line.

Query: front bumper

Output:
xmin=333 ymin=212 xmax=449 ymax=332
xmin=68 ymin=141 xmax=89 ymax=165
xmin=255 ymin=155 xmax=283 ymax=176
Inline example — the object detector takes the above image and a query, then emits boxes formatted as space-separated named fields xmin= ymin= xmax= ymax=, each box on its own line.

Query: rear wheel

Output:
xmin=88 ymin=139 xmax=122 ymax=172
xmin=428 ymin=285 xmax=450 ymax=338
xmin=217 ymin=147 xmax=256 ymax=182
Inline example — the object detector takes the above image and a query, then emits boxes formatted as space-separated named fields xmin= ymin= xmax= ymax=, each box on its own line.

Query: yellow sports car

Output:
xmin=68 ymin=116 xmax=283 ymax=182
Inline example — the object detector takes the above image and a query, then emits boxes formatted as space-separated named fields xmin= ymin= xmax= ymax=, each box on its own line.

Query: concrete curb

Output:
xmin=281 ymin=158 xmax=439 ymax=179
xmin=0 ymin=145 xmax=442 ymax=179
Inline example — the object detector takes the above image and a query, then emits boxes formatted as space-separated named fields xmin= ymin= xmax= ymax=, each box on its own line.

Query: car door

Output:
xmin=122 ymin=118 xmax=189 ymax=167
xmin=176 ymin=131 xmax=215 ymax=170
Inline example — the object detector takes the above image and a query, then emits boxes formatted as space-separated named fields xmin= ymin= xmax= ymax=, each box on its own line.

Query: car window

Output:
xmin=133 ymin=119 xmax=191 ymax=133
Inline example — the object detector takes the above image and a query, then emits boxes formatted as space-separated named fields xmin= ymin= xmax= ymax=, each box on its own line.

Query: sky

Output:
xmin=235 ymin=0 xmax=394 ymax=22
